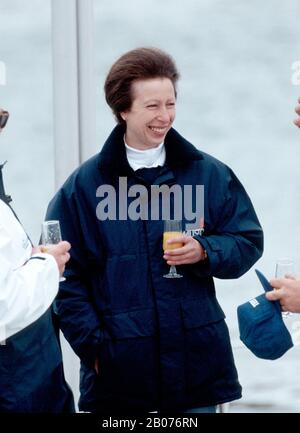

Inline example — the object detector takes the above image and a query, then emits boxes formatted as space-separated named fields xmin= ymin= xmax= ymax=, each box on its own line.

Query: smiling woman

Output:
xmin=45 ymin=46 xmax=263 ymax=413
xmin=104 ymin=48 xmax=178 ymax=150
xmin=104 ymin=47 xmax=179 ymax=124
xmin=121 ymin=78 xmax=176 ymax=150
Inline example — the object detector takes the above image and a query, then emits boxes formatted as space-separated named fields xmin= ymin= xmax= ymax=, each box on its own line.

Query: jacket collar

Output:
xmin=97 ymin=124 xmax=203 ymax=181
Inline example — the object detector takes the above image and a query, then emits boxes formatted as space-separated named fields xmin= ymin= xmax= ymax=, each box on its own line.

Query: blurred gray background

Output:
xmin=1 ymin=0 xmax=300 ymax=412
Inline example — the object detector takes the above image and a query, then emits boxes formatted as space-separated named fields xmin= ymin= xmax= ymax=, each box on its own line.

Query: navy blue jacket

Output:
xmin=47 ymin=125 xmax=263 ymax=412
xmin=0 ymin=308 xmax=74 ymax=412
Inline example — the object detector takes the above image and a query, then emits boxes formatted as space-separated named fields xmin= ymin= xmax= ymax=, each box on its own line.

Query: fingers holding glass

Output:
xmin=41 ymin=220 xmax=66 ymax=282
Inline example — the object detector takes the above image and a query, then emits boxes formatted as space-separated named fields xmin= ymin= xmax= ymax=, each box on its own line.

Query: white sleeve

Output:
xmin=0 ymin=211 xmax=59 ymax=340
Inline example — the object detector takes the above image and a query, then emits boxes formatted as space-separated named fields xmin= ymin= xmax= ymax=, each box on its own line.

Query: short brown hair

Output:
xmin=104 ymin=47 xmax=180 ymax=124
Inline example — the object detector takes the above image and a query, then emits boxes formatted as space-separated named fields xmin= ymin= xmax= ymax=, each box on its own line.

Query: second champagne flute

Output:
xmin=275 ymin=257 xmax=295 ymax=317
xmin=41 ymin=220 xmax=66 ymax=282
xmin=163 ymin=220 xmax=183 ymax=279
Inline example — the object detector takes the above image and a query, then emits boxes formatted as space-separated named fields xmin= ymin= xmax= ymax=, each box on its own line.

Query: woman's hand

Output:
xmin=163 ymin=235 xmax=207 ymax=265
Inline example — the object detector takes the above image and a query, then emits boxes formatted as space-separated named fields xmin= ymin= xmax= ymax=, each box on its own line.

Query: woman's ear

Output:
xmin=120 ymin=112 xmax=127 ymax=122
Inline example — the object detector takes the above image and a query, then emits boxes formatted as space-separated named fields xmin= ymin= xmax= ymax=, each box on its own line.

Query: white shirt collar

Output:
xmin=124 ymin=137 xmax=166 ymax=171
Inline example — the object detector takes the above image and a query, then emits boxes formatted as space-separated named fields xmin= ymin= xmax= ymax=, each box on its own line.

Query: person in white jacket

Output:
xmin=0 ymin=108 xmax=74 ymax=412
xmin=0 ymin=109 xmax=70 ymax=342
xmin=0 ymin=199 xmax=71 ymax=341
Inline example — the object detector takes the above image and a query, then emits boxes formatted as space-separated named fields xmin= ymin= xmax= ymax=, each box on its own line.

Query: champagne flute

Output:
xmin=163 ymin=220 xmax=183 ymax=279
xmin=41 ymin=220 xmax=66 ymax=282
xmin=275 ymin=258 xmax=295 ymax=317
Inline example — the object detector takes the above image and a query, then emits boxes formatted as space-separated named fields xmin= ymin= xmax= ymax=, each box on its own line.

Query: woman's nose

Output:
xmin=156 ymin=107 xmax=171 ymax=122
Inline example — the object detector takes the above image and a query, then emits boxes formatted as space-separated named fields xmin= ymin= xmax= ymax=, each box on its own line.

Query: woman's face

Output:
xmin=121 ymin=77 xmax=176 ymax=150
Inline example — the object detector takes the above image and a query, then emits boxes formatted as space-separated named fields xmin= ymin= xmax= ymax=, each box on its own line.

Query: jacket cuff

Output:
xmin=77 ymin=330 xmax=104 ymax=368
xmin=192 ymin=235 xmax=220 ymax=277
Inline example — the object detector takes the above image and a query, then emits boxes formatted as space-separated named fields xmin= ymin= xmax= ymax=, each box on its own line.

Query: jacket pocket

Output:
xmin=180 ymin=299 xmax=235 ymax=391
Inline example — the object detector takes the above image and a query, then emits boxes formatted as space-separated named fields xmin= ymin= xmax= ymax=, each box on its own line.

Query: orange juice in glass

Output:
xmin=163 ymin=232 xmax=183 ymax=251
xmin=163 ymin=220 xmax=183 ymax=279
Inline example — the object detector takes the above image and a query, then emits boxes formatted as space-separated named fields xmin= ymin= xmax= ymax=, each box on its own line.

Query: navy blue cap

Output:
xmin=237 ymin=269 xmax=293 ymax=360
